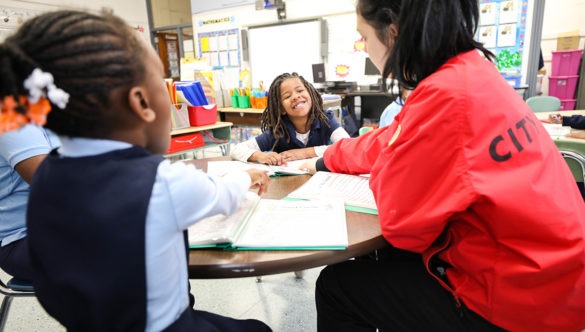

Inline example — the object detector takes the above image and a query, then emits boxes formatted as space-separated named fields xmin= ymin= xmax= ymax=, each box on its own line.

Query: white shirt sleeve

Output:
xmin=230 ymin=138 xmax=261 ymax=162
xmin=313 ymin=127 xmax=350 ymax=157
xmin=330 ymin=126 xmax=351 ymax=142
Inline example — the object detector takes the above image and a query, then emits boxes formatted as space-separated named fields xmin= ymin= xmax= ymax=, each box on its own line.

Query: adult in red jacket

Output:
xmin=309 ymin=1 xmax=585 ymax=331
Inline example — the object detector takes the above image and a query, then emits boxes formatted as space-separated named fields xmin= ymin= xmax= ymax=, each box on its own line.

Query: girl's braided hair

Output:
xmin=260 ymin=72 xmax=328 ymax=151
xmin=0 ymin=10 xmax=146 ymax=137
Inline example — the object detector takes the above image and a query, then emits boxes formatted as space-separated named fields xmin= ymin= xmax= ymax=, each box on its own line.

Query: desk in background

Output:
xmin=186 ymin=158 xmax=387 ymax=279
xmin=536 ymin=110 xmax=585 ymax=138
xmin=343 ymin=91 xmax=393 ymax=130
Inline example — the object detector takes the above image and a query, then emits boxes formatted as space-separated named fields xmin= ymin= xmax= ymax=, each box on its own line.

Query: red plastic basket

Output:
xmin=166 ymin=132 xmax=204 ymax=154
xmin=188 ymin=104 xmax=217 ymax=126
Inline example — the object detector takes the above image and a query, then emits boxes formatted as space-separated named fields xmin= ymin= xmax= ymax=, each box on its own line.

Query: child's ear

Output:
xmin=128 ymin=87 xmax=156 ymax=123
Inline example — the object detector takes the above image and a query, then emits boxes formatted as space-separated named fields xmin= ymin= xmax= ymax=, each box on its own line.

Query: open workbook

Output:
xmin=188 ymin=192 xmax=348 ymax=250
xmin=206 ymin=159 xmax=312 ymax=177
xmin=286 ymin=171 xmax=378 ymax=215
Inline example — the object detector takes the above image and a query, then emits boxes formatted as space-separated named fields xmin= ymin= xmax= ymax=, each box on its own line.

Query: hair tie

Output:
xmin=0 ymin=68 xmax=68 ymax=134
xmin=23 ymin=68 xmax=70 ymax=109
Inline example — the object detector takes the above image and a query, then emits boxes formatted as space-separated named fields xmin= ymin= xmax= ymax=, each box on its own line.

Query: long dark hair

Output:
xmin=260 ymin=72 xmax=328 ymax=150
xmin=357 ymin=0 xmax=495 ymax=91
xmin=0 ymin=10 xmax=145 ymax=137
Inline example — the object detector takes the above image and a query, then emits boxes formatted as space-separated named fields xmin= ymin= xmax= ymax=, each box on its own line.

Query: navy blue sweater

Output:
xmin=255 ymin=110 xmax=340 ymax=153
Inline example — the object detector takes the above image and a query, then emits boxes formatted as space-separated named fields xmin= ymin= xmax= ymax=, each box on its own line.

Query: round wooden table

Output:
xmin=186 ymin=159 xmax=387 ymax=279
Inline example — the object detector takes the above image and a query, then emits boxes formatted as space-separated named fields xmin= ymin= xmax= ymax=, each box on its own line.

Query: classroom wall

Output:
xmin=192 ymin=0 xmax=585 ymax=95
xmin=151 ymin=0 xmax=191 ymax=28
xmin=0 ymin=0 xmax=150 ymax=43
xmin=191 ymin=0 xmax=372 ymax=89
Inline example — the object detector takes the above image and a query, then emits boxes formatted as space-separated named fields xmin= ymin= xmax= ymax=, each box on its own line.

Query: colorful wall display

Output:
xmin=478 ymin=0 xmax=529 ymax=87
xmin=197 ymin=28 xmax=241 ymax=69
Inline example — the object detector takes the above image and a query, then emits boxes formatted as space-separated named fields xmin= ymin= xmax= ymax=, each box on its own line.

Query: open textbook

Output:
xmin=286 ymin=171 xmax=378 ymax=215
xmin=188 ymin=192 xmax=348 ymax=250
xmin=206 ymin=159 xmax=312 ymax=177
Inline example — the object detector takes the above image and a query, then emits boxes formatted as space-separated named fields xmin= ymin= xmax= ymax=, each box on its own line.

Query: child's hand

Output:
xmin=253 ymin=151 xmax=285 ymax=165
xmin=246 ymin=169 xmax=271 ymax=195
xmin=298 ymin=158 xmax=318 ymax=175
xmin=548 ymin=113 xmax=562 ymax=124
xmin=280 ymin=148 xmax=312 ymax=162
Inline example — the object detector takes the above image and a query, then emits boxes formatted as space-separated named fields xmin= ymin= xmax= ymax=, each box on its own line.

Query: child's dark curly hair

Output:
xmin=0 ymin=10 xmax=146 ymax=137
xmin=260 ymin=72 xmax=328 ymax=151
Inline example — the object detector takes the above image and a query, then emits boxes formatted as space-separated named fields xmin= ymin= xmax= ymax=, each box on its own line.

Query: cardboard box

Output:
xmin=556 ymin=30 xmax=581 ymax=51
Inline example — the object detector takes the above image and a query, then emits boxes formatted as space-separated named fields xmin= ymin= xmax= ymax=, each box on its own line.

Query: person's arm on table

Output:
xmin=322 ymin=121 xmax=399 ymax=175
xmin=563 ymin=114 xmax=585 ymax=130
xmin=342 ymin=87 xmax=473 ymax=252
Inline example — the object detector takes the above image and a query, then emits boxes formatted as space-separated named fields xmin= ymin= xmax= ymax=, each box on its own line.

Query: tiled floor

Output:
xmin=0 ymin=267 xmax=323 ymax=331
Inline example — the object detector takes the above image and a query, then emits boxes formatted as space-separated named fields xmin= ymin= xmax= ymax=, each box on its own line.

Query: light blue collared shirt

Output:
xmin=0 ymin=125 xmax=60 ymax=246
xmin=57 ymin=137 xmax=251 ymax=331
xmin=379 ymin=97 xmax=404 ymax=128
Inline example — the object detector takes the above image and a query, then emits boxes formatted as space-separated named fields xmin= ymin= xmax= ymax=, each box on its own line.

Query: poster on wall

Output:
xmin=198 ymin=28 xmax=241 ymax=69
xmin=478 ymin=0 xmax=528 ymax=88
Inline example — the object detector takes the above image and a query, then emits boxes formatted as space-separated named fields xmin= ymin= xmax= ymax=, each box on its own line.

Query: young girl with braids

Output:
xmin=230 ymin=72 xmax=349 ymax=165
xmin=0 ymin=10 xmax=272 ymax=332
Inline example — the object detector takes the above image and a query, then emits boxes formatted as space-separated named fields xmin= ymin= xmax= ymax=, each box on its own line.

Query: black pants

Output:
xmin=315 ymin=246 xmax=506 ymax=332
xmin=0 ymin=237 xmax=34 ymax=281
xmin=164 ymin=308 xmax=271 ymax=331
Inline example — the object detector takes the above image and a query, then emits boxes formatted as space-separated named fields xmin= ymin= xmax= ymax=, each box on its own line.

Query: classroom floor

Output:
xmin=0 ymin=267 xmax=323 ymax=331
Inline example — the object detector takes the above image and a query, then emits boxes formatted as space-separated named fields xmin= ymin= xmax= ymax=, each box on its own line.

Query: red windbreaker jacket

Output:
xmin=324 ymin=50 xmax=585 ymax=331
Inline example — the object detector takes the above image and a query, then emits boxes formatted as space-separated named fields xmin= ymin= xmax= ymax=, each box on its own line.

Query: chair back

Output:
xmin=358 ymin=127 xmax=374 ymax=136
xmin=554 ymin=138 xmax=585 ymax=183
xmin=526 ymin=96 xmax=561 ymax=112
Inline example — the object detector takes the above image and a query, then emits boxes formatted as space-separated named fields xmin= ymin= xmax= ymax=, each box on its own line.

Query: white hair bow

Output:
xmin=23 ymin=68 xmax=70 ymax=109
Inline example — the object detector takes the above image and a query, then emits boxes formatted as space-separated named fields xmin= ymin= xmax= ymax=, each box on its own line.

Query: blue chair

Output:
xmin=526 ymin=96 xmax=561 ymax=113
xmin=0 ymin=275 xmax=35 ymax=331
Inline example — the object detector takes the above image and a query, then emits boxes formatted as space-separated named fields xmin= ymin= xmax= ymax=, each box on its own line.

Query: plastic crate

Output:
xmin=166 ymin=132 xmax=204 ymax=154
xmin=548 ymin=75 xmax=579 ymax=99
xmin=188 ymin=104 xmax=217 ymax=126
xmin=551 ymin=49 xmax=583 ymax=76
xmin=559 ymin=99 xmax=576 ymax=111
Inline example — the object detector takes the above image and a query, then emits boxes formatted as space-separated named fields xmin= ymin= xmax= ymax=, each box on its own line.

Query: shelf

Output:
xmin=166 ymin=121 xmax=233 ymax=158
xmin=171 ymin=121 xmax=233 ymax=136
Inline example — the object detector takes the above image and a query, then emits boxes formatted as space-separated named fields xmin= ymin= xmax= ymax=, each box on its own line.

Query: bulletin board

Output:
xmin=247 ymin=19 xmax=322 ymax=87
xmin=477 ymin=0 xmax=529 ymax=87
xmin=198 ymin=28 xmax=241 ymax=68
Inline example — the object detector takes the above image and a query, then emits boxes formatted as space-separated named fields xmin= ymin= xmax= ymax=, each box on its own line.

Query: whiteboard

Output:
xmin=248 ymin=20 xmax=322 ymax=87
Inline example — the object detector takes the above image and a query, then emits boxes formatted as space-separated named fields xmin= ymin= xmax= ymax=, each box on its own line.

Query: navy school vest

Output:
xmin=255 ymin=110 xmax=339 ymax=153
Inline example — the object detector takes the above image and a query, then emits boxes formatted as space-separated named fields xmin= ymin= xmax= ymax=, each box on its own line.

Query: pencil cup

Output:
xmin=237 ymin=96 xmax=251 ymax=108
xmin=231 ymin=95 xmax=239 ymax=108
xmin=170 ymin=103 xmax=190 ymax=130
xmin=255 ymin=96 xmax=267 ymax=109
